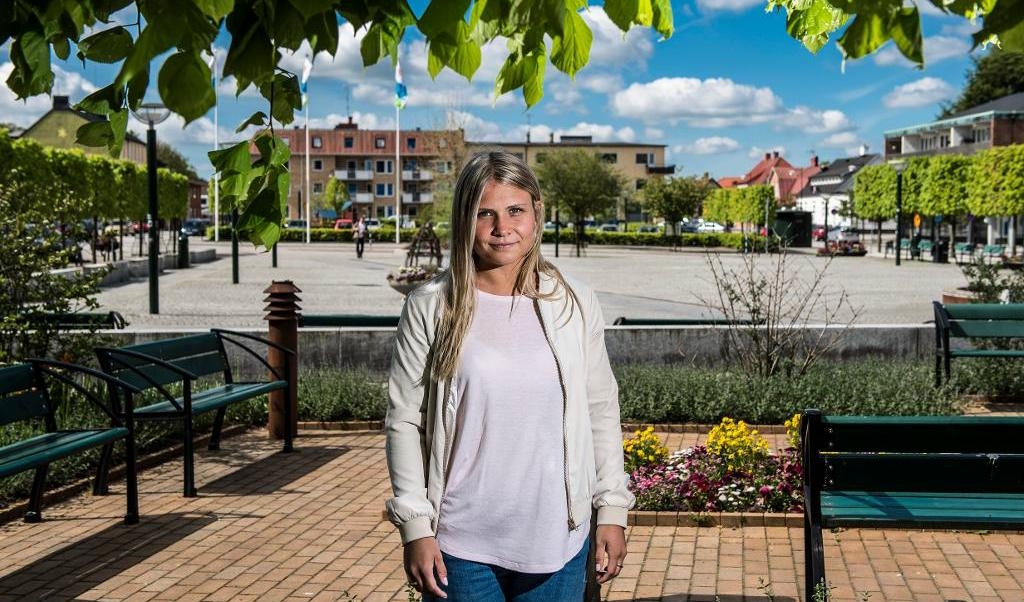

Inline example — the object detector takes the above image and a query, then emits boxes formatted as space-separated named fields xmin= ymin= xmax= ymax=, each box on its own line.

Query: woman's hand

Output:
xmin=404 ymin=537 xmax=448 ymax=598
xmin=594 ymin=524 xmax=627 ymax=583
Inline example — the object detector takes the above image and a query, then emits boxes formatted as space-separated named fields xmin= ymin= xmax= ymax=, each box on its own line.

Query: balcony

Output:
xmin=334 ymin=169 xmax=373 ymax=181
xmin=646 ymin=164 xmax=676 ymax=175
xmin=353 ymin=192 xmax=373 ymax=203
xmin=402 ymin=192 xmax=433 ymax=204
xmin=401 ymin=169 xmax=433 ymax=181
xmin=886 ymin=141 xmax=991 ymax=159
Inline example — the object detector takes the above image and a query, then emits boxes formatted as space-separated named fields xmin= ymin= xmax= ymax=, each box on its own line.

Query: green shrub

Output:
xmin=297 ymin=367 xmax=388 ymax=422
xmin=615 ymin=358 xmax=962 ymax=423
xmin=949 ymin=358 xmax=1024 ymax=397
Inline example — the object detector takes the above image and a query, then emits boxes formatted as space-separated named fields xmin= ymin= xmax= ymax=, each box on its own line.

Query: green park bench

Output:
xmin=801 ymin=409 xmax=1024 ymax=602
xmin=954 ymin=242 xmax=976 ymax=264
xmin=95 ymin=329 xmax=294 ymax=497
xmin=916 ymin=239 xmax=933 ymax=260
xmin=299 ymin=314 xmax=400 ymax=327
xmin=983 ymin=244 xmax=1005 ymax=263
xmin=0 ymin=359 xmax=139 ymax=524
xmin=932 ymin=301 xmax=1024 ymax=386
xmin=23 ymin=311 xmax=126 ymax=330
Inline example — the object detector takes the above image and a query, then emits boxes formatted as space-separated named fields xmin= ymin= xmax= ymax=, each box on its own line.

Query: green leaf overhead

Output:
xmin=158 ymin=51 xmax=216 ymax=123
xmin=550 ymin=9 xmax=591 ymax=78
xmin=76 ymin=26 xmax=134 ymax=63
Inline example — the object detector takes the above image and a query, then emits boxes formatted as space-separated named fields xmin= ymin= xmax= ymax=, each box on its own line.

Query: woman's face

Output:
xmin=472 ymin=181 xmax=538 ymax=272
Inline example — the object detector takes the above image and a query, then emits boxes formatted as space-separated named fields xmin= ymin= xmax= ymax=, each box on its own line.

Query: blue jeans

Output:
xmin=423 ymin=538 xmax=589 ymax=602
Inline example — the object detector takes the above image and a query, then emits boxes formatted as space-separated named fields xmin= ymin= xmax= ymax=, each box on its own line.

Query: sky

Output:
xmin=0 ymin=2 xmax=983 ymax=182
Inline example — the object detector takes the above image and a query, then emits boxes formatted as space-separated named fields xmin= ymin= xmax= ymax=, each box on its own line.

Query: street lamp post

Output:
xmin=890 ymin=160 xmax=907 ymax=267
xmin=131 ymin=102 xmax=171 ymax=314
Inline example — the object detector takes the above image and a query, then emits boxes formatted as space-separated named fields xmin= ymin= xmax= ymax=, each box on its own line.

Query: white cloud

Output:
xmin=155 ymin=114 xmax=236 ymax=148
xmin=447 ymin=110 xmax=505 ymax=141
xmin=780 ymin=106 xmax=853 ymax=134
xmin=749 ymin=145 xmax=786 ymax=159
xmin=883 ymin=77 xmax=956 ymax=108
xmin=579 ymin=7 xmax=655 ymax=69
xmin=577 ymin=73 xmax=624 ymax=94
xmin=611 ymin=77 xmax=782 ymax=126
xmin=0 ymin=62 xmax=98 ymax=127
xmin=561 ymin=122 xmax=636 ymax=142
xmin=820 ymin=132 xmax=861 ymax=148
xmin=873 ymin=36 xmax=972 ymax=67
xmin=674 ymin=136 xmax=741 ymax=155
xmin=644 ymin=127 xmax=665 ymax=140
xmin=696 ymin=0 xmax=763 ymax=12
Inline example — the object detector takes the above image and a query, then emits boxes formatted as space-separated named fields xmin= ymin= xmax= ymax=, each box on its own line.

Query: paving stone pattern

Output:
xmin=1 ymin=429 xmax=1022 ymax=601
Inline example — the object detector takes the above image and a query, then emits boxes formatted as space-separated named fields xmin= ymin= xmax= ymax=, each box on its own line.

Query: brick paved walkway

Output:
xmin=1 ymin=429 xmax=1023 ymax=601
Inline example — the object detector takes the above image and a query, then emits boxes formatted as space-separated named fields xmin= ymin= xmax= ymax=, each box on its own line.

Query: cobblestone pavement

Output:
xmin=2 ymin=429 xmax=1022 ymax=601
xmin=93 ymin=239 xmax=968 ymax=330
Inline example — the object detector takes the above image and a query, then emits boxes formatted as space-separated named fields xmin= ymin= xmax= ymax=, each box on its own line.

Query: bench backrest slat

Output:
xmin=103 ymin=334 xmax=226 ymax=389
xmin=948 ymin=320 xmax=1024 ymax=338
xmin=0 ymin=364 xmax=48 ymax=425
xmin=821 ymin=454 xmax=1024 ymax=493
xmin=944 ymin=303 xmax=1024 ymax=321
xmin=821 ymin=416 xmax=1024 ymax=453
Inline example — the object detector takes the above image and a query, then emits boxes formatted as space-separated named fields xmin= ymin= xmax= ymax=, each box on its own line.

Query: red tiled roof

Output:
xmin=742 ymin=153 xmax=793 ymax=186
xmin=717 ymin=177 xmax=742 ymax=188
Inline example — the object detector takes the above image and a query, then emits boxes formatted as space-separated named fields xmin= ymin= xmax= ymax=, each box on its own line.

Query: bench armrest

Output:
xmin=210 ymin=328 xmax=294 ymax=382
xmin=29 ymin=358 xmax=138 ymax=424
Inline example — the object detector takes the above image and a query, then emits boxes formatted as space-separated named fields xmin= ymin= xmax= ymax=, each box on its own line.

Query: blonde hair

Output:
xmin=429 ymin=151 xmax=579 ymax=380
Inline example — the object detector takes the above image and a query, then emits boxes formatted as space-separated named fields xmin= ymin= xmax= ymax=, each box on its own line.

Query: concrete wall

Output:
xmin=100 ymin=324 xmax=933 ymax=379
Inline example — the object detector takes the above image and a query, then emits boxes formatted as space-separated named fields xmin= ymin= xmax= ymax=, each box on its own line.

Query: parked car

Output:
xmin=333 ymin=218 xmax=353 ymax=230
xmin=812 ymin=226 xmax=826 ymax=241
xmin=826 ymin=226 xmax=860 ymax=242
xmin=364 ymin=218 xmax=382 ymax=231
xmin=637 ymin=225 xmax=660 ymax=233
xmin=697 ymin=221 xmax=726 ymax=233
xmin=182 ymin=219 xmax=210 ymax=236
xmin=677 ymin=220 xmax=699 ymax=233
xmin=599 ymin=223 xmax=619 ymax=232
xmin=284 ymin=219 xmax=307 ymax=229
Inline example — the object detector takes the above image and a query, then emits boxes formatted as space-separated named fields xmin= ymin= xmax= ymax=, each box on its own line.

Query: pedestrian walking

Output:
xmin=355 ymin=215 xmax=367 ymax=258
xmin=385 ymin=151 xmax=633 ymax=601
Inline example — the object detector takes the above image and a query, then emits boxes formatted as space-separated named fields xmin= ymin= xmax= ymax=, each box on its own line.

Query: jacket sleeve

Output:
xmin=385 ymin=291 xmax=436 ymax=544
xmin=584 ymin=287 xmax=635 ymax=526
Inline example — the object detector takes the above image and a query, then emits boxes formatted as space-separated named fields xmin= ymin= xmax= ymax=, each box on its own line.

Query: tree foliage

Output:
xmin=701 ymin=186 xmax=775 ymax=228
xmin=769 ymin=0 xmax=1024 ymax=68
xmin=919 ymin=155 xmax=970 ymax=217
xmin=640 ymin=175 xmax=713 ymax=235
xmin=940 ymin=49 xmax=1024 ymax=117
xmin=322 ymin=176 xmax=350 ymax=216
xmin=966 ymin=145 xmax=1024 ymax=217
xmin=536 ymin=149 xmax=624 ymax=257
xmin=852 ymin=164 xmax=896 ymax=221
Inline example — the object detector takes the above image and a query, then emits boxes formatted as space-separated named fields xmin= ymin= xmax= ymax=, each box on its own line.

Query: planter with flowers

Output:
xmin=624 ymin=417 xmax=803 ymax=525
xmin=387 ymin=223 xmax=444 ymax=296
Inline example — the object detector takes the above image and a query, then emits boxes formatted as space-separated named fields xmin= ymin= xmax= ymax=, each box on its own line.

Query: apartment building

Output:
xmin=280 ymin=117 xmax=464 ymax=221
xmin=884 ymin=91 xmax=1024 ymax=159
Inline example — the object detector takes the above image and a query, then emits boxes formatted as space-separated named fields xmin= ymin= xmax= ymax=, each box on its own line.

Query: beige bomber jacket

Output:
xmin=384 ymin=270 xmax=635 ymax=545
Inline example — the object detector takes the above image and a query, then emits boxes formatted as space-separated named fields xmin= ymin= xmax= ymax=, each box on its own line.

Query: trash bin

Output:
xmin=177 ymin=229 xmax=190 ymax=269
xmin=933 ymin=239 xmax=949 ymax=264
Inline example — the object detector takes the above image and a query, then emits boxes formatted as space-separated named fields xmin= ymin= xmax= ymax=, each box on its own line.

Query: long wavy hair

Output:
xmin=429 ymin=151 xmax=579 ymax=380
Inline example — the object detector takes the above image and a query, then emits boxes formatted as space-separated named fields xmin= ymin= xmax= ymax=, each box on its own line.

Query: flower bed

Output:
xmin=625 ymin=417 xmax=804 ymax=514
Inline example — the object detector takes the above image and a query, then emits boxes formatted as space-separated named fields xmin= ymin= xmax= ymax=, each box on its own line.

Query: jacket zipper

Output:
xmin=535 ymin=299 xmax=577 ymax=531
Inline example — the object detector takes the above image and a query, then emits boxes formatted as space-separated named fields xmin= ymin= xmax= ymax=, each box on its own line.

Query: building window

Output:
xmin=281 ymin=137 xmax=289 ymax=146
xmin=635 ymin=153 xmax=651 ymax=165
xmin=939 ymin=134 xmax=950 ymax=148
xmin=344 ymin=137 xmax=354 ymax=148
xmin=312 ymin=159 xmax=323 ymax=171
xmin=599 ymin=153 xmax=618 ymax=164
xmin=312 ymin=136 xmax=323 ymax=149
xmin=375 ymin=183 xmax=394 ymax=197
xmin=348 ymin=182 xmax=357 ymax=193
xmin=375 ymin=160 xmax=393 ymax=174
xmin=313 ymin=182 xmax=323 ymax=194
xmin=375 ymin=136 xmax=386 ymax=148
xmin=407 ymin=137 xmax=416 ymax=150
xmin=974 ymin=127 xmax=991 ymax=144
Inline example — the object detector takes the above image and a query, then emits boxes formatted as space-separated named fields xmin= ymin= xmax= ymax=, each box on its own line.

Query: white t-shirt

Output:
xmin=436 ymin=289 xmax=589 ymax=573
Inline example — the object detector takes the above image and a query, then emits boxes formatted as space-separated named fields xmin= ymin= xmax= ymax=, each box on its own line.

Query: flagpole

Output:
xmin=211 ymin=55 xmax=220 ymax=242
xmin=395 ymin=102 xmax=401 ymax=245
xmin=304 ymin=94 xmax=311 ymax=244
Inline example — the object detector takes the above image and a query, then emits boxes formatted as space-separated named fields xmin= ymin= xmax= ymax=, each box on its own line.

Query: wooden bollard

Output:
xmin=264 ymin=280 xmax=301 ymax=442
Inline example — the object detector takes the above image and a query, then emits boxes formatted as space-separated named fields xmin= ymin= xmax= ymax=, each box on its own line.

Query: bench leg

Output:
xmin=804 ymin=512 xmax=827 ymax=602
xmin=183 ymin=417 xmax=198 ymax=497
xmin=208 ymin=407 xmax=226 ymax=451
xmin=25 ymin=465 xmax=49 ymax=523
xmin=93 ymin=442 xmax=114 ymax=495
xmin=944 ymin=353 xmax=952 ymax=385
xmin=124 ymin=432 xmax=139 ymax=525
xmin=934 ymin=354 xmax=942 ymax=388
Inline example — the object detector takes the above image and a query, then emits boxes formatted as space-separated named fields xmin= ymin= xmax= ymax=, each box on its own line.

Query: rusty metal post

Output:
xmin=264 ymin=280 xmax=301 ymax=442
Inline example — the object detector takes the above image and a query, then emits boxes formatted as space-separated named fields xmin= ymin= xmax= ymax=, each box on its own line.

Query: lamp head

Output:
xmin=131 ymin=102 xmax=171 ymax=127
xmin=888 ymin=159 xmax=907 ymax=174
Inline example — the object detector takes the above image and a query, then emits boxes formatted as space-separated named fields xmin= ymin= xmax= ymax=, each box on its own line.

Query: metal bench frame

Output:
xmin=932 ymin=301 xmax=1024 ymax=386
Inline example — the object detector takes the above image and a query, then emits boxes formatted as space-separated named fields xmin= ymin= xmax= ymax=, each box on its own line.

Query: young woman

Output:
xmin=385 ymin=151 xmax=633 ymax=600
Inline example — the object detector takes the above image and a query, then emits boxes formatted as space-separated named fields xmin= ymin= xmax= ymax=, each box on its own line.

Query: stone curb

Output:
xmin=628 ymin=510 xmax=801 ymax=528
xmin=0 ymin=423 xmax=249 ymax=526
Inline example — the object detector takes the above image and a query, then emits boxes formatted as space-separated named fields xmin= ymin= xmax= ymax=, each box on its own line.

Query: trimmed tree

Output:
xmin=536 ymin=149 xmax=624 ymax=257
